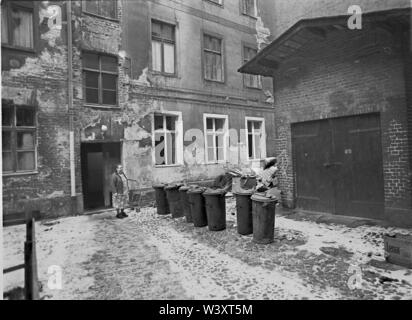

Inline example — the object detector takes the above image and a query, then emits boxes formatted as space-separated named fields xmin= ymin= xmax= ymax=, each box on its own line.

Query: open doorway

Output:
xmin=81 ymin=142 xmax=121 ymax=210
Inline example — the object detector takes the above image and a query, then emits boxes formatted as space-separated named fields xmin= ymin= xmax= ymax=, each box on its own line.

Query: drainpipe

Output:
xmin=66 ymin=2 xmax=76 ymax=209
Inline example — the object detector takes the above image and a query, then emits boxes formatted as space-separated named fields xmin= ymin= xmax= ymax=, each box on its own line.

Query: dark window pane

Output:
xmin=154 ymin=132 xmax=165 ymax=165
xmin=2 ymin=5 xmax=8 ymax=44
xmin=2 ymin=131 xmax=11 ymax=150
xmin=248 ymin=134 xmax=253 ymax=158
xmin=86 ymin=88 xmax=99 ymax=104
xmin=102 ymin=74 xmax=117 ymax=90
xmin=162 ymin=23 xmax=174 ymax=41
xmin=102 ymin=90 xmax=116 ymax=105
xmin=16 ymin=107 xmax=35 ymax=126
xmin=85 ymin=0 xmax=99 ymax=14
xmin=154 ymin=115 xmax=164 ymax=130
xmin=17 ymin=151 xmax=35 ymax=171
xmin=247 ymin=121 xmax=253 ymax=132
xmin=215 ymin=118 xmax=224 ymax=131
xmin=83 ymin=52 xmax=99 ymax=69
xmin=85 ymin=71 xmax=99 ymax=88
xmin=100 ymin=0 xmax=116 ymax=18
xmin=11 ymin=7 xmax=33 ymax=48
xmin=2 ymin=152 xmax=13 ymax=172
xmin=17 ymin=131 xmax=34 ymax=149
xmin=206 ymin=118 xmax=213 ymax=130
xmin=166 ymin=116 xmax=175 ymax=131
xmin=101 ymin=56 xmax=117 ymax=72
xmin=2 ymin=106 xmax=13 ymax=126
xmin=152 ymin=21 xmax=162 ymax=38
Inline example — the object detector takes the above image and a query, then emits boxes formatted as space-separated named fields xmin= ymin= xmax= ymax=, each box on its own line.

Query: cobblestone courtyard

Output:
xmin=3 ymin=197 xmax=412 ymax=300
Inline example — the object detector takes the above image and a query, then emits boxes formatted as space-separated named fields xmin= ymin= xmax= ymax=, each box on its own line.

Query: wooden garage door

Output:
xmin=292 ymin=113 xmax=384 ymax=219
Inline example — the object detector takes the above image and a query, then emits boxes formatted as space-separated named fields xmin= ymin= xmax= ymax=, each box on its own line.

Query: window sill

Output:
xmin=244 ymin=85 xmax=263 ymax=91
xmin=83 ymin=11 xmax=119 ymax=23
xmin=241 ymin=13 xmax=258 ymax=20
xmin=204 ymin=78 xmax=225 ymax=85
xmin=3 ymin=171 xmax=38 ymax=177
xmin=151 ymin=71 xmax=178 ymax=78
xmin=84 ymin=104 xmax=119 ymax=110
xmin=203 ymin=0 xmax=224 ymax=8
xmin=154 ymin=164 xmax=183 ymax=168
xmin=2 ymin=44 xmax=36 ymax=54
xmin=205 ymin=161 xmax=227 ymax=165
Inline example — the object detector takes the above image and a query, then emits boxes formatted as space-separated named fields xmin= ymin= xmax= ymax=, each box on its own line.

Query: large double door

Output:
xmin=292 ymin=113 xmax=384 ymax=219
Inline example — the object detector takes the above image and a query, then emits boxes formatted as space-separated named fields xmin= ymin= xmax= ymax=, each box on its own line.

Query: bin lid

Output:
xmin=165 ymin=183 xmax=183 ymax=190
xmin=251 ymin=193 xmax=278 ymax=203
xmin=179 ymin=186 xmax=191 ymax=192
xmin=233 ymin=189 xmax=254 ymax=196
xmin=203 ymin=188 xmax=227 ymax=196
xmin=187 ymin=187 xmax=206 ymax=194
xmin=152 ymin=183 xmax=166 ymax=189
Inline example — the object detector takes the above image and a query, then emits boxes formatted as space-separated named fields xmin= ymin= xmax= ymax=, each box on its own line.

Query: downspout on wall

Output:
xmin=67 ymin=1 xmax=76 ymax=211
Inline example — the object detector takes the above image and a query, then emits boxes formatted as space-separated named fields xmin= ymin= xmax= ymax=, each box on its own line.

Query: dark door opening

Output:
xmin=81 ymin=142 xmax=121 ymax=210
xmin=292 ymin=113 xmax=384 ymax=219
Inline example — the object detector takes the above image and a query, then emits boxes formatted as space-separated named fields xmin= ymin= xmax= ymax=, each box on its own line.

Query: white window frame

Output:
xmin=203 ymin=113 xmax=229 ymax=164
xmin=151 ymin=111 xmax=183 ymax=167
xmin=245 ymin=116 xmax=266 ymax=161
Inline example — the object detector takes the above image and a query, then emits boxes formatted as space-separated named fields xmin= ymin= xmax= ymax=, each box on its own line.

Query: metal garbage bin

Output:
xmin=165 ymin=183 xmax=183 ymax=218
xmin=251 ymin=194 xmax=278 ymax=244
xmin=152 ymin=183 xmax=170 ymax=215
xmin=179 ymin=185 xmax=192 ymax=223
xmin=233 ymin=189 xmax=254 ymax=235
xmin=203 ymin=188 xmax=227 ymax=231
xmin=187 ymin=187 xmax=207 ymax=227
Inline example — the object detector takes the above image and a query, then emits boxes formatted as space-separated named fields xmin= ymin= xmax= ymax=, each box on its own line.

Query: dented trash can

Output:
xmin=251 ymin=194 xmax=278 ymax=244
xmin=187 ymin=187 xmax=207 ymax=227
xmin=233 ymin=189 xmax=254 ymax=235
xmin=152 ymin=184 xmax=170 ymax=215
xmin=165 ymin=184 xmax=183 ymax=218
xmin=179 ymin=185 xmax=192 ymax=223
xmin=203 ymin=189 xmax=227 ymax=231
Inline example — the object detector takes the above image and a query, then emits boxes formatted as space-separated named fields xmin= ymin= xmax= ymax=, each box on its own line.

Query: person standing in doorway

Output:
xmin=111 ymin=164 xmax=129 ymax=219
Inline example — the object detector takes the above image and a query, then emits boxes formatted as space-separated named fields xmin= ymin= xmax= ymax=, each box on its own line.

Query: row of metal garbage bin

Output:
xmin=153 ymin=183 xmax=278 ymax=244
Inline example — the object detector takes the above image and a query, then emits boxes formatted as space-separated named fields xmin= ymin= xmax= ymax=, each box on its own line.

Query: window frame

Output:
xmin=245 ymin=116 xmax=266 ymax=161
xmin=150 ymin=19 xmax=177 ymax=76
xmin=202 ymin=32 xmax=225 ymax=83
xmin=2 ymin=104 xmax=38 ymax=175
xmin=1 ymin=0 xmax=37 ymax=53
xmin=151 ymin=111 xmax=183 ymax=167
xmin=82 ymin=0 xmax=119 ymax=22
xmin=240 ymin=0 xmax=258 ymax=18
xmin=82 ymin=51 xmax=119 ymax=107
xmin=242 ymin=44 xmax=262 ymax=89
xmin=203 ymin=113 xmax=229 ymax=164
xmin=204 ymin=0 xmax=224 ymax=7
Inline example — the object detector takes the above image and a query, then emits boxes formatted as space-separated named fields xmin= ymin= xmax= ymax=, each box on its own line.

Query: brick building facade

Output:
xmin=2 ymin=0 xmax=275 ymax=217
xmin=240 ymin=1 xmax=412 ymax=226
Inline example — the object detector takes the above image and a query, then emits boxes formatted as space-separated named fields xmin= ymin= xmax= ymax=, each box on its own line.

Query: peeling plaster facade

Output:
xmin=2 ymin=0 xmax=276 ymax=217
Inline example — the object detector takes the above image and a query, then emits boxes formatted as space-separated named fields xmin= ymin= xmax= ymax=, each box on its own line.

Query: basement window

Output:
xmin=1 ymin=1 xmax=35 ymax=51
xmin=243 ymin=46 xmax=261 ymax=89
xmin=246 ymin=117 xmax=266 ymax=160
xmin=83 ymin=52 xmax=118 ymax=106
xmin=83 ymin=0 xmax=117 ymax=20
xmin=241 ymin=0 xmax=257 ymax=18
xmin=204 ymin=114 xmax=228 ymax=164
xmin=203 ymin=34 xmax=224 ymax=82
xmin=153 ymin=112 xmax=183 ymax=166
xmin=2 ymin=103 xmax=37 ymax=173
xmin=151 ymin=20 xmax=176 ymax=75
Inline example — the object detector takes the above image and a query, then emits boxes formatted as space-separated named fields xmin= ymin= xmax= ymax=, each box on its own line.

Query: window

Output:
xmin=1 ymin=1 xmax=34 ymax=50
xmin=83 ymin=0 xmax=117 ymax=19
xmin=241 ymin=0 xmax=257 ymax=17
xmin=2 ymin=103 xmax=37 ymax=173
xmin=151 ymin=20 xmax=176 ymax=75
xmin=203 ymin=34 xmax=224 ymax=82
xmin=245 ymin=117 xmax=266 ymax=160
xmin=243 ymin=46 xmax=261 ymax=88
xmin=204 ymin=114 xmax=228 ymax=163
xmin=83 ymin=52 xmax=118 ymax=106
xmin=153 ymin=113 xmax=183 ymax=166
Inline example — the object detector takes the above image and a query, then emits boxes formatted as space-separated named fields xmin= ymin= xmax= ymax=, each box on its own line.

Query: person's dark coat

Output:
xmin=111 ymin=172 xmax=127 ymax=194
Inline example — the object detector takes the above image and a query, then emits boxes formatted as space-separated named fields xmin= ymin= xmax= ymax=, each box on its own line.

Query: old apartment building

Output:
xmin=240 ymin=0 xmax=412 ymax=226
xmin=2 ymin=0 xmax=275 ymax=217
